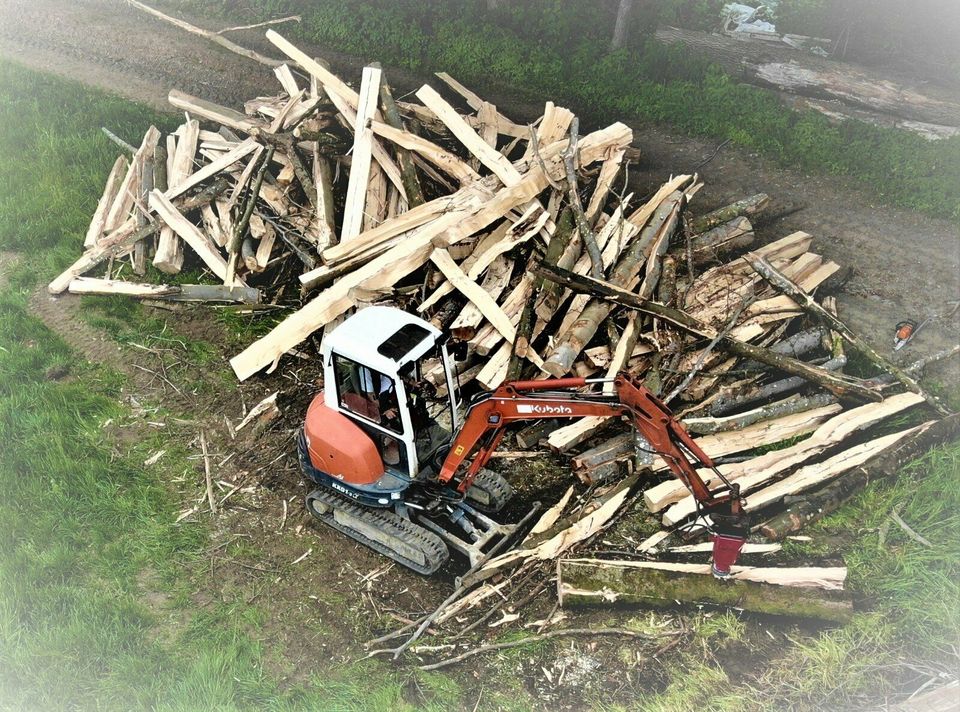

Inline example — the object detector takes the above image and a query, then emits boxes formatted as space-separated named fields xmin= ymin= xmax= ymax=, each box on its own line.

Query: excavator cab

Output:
xmin=318 ymin=306 xmax=461 ymax=482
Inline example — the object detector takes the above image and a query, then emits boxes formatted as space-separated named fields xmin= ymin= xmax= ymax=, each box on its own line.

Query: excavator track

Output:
xmin=305 ymin=488 xmax=449 ymax=575
xmin=465 ymin=468 xmax=514 ymax=514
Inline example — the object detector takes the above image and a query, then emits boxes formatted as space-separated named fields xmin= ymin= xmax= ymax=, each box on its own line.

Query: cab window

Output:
xmin=332 ymin=355 xmax=402 ymax=434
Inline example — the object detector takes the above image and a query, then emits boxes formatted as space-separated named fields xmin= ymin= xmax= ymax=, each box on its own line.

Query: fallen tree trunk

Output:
xmin=760 ymin=413 xmax=960 ymax=540
xmin=689 ymin=193 xmax=768 ymax=234
xmin=559 ymin=559 xmax=852 ymax=622
xmin=655 ymin=26 xmax=960 ymax=127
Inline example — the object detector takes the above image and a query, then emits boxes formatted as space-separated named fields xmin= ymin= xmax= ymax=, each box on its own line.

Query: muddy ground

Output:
xmin=2 ymin=0 xmax=959 ymax=707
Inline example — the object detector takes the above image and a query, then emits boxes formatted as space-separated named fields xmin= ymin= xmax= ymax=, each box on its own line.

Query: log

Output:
xmin=659 ymin=392 xmax=925 ymax=525
xmin=686 ymin=216 xmax=755 ymax=263
xmin=685 ymin=392 xmax=837 ymax=435
xmin=709 ymin=356 xmax=845 ymax=416
xmin=84 ymin=156 xmax=128 ymax=248
xmin=745 ymin=253 xmax=950 ymax=416
xmin=534 ymin=261 xmax=883 ymax=402
xmin=743 ymin=424 xmax=927 ymax=514
xmin=49 ymin=178 xmax=231 ymax=293
xmin=68 ymin=278 xmax=260 ymax=304
xmin=515 ymin=420 xmax=561 ymax=449
xmin=149 ymin=191 xmax=238 ymax=284
xmin=543 ymin=191 xmax=684 ymax=376
xmin=760 ymin=413 xmax=960 ymax=540
xmin=559 ymin=560 xmax=852 ymax=622
xmin=340 ymin=65 xmax=382 ymax=243
xmin=154 ymin=119 xmax=199 ymax=273
xmin=689 ymin=193 xmax=769 ymax=234
xmin=168 ymin=90 xmax=262 ymax=134
xmin=378 ymin=75 xmax=425 ymax=208
xmin=655 ymin=26 xmax=960 ymax=127
xmin=450 ymin=254 xmax=513 ymax=341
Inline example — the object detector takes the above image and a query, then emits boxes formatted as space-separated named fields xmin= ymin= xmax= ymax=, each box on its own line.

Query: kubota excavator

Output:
xmin=299 ymin=306 xmax=749 ymax=577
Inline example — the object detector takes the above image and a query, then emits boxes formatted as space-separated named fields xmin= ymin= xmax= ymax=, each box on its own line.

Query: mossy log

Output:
xmin=559 ymin=560 xmax=853 ymax=623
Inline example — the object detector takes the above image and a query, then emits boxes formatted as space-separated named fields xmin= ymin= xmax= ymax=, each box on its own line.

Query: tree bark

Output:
xmin=610 ymin=0 xmax=634 ymax=50
xmin=655 ymin=26 xmax=960 ymax=127
xmin=379 ymin=74 xmax=425 ymax=208
xmin=689 ymin=193 xmax=769 ymax=234
xmin=559 ymin=560 xmax=853 ymax=622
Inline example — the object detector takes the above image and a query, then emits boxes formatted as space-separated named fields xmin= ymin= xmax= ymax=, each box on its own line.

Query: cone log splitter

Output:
xmin=299 ymin=306 xmax=748 ymax=577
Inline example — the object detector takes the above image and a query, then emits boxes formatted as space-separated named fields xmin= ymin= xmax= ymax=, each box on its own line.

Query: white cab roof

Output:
xmin=322 ymin=306 xmax=441 ymax=376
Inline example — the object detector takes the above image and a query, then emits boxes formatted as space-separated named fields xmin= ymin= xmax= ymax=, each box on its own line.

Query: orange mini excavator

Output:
xmin=299 ymin=306 xmax=748 ymax=577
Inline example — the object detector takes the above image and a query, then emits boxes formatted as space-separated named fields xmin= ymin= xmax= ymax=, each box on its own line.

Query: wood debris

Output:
xmin=52 ymin=22 xmax=959 ymax=651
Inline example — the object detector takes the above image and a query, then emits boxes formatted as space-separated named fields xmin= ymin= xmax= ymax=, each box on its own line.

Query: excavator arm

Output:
xmin=437 ymin=373 xmax=750 ymax=576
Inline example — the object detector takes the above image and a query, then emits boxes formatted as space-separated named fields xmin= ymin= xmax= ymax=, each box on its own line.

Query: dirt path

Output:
xmin=4 ymin=0 xmax=958 ymax=373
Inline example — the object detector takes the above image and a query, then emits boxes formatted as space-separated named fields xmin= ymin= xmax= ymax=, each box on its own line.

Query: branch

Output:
xmin=562 ymin=117 xmax=604 ymax=279
xmin=419 ymin=627 xmax=677 ymax=671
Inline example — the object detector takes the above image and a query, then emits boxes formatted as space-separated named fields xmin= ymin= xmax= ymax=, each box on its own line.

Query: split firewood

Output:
xmin=760 ymin=413 xmax=960 ymax=539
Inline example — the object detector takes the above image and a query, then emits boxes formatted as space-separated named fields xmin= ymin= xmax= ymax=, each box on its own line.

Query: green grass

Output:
xmin=170 ymin=0 xmax=960 ymax=222
xmin=0 ymin=59 xmax=470 ymax=711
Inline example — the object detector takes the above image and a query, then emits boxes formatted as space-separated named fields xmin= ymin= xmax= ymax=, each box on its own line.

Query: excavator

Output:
xmin=298 ymin=306 xmax=749 ymax=578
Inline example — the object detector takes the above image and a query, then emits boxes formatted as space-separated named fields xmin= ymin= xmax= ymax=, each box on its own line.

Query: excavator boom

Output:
xmin=438 ymin=373 xmax=750 ymax=576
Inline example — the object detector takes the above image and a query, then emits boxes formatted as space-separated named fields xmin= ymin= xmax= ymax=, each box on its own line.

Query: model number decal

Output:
xmin=517 ymin=403 xmax=573 ymax=415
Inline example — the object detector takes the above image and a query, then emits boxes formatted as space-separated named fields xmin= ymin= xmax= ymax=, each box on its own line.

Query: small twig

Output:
xmin=101 ymin=127 xmax=136 ymax=154
xmin=529 ymin=125 xmax=561 ymax=191
xmin=200 ymin=431 xmax=217 ymax=515
xmin=890 ymin=507 xmax=933 ymax=548
xmin=692 ymin=138 xmax=731 ymax=172
xmin=419 ymin=628 xmax=675 ymax=671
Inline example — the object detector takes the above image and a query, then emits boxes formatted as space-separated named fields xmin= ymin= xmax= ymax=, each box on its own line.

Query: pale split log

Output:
xmin=371 ymin=121 xmax=480 ymax=185
xmin=201 ymin=204 xmax=227 ymax=248
xmin=230 ymin=122 xmax=632 ymax=379
xmin=68 ymin=277 xmax=259 ymax=303
xmin=585 ymin=147 xmax=626 ymax=225
xmin=266 ymin=30 xmax=358 ymax=106
xmin=477 ymin=101 xmax=499 ymax=149
xmin=167 ymin=90 xmax=262 ymax=133
xmin=149 ymin=190 xmax=241 ymax=285
xmin=340 ymin=65 xmax=382 ymax=243
xmin=105 ymin=125 xmax=160 ymax=233
xmin=659 ymin=392 xmax=925 ymax=525
xmin=165 ymin=138 xmax=259 ymax=201
xmin=434 ymin=71 xmax=528 ymax=139
xmin=84 ymin=156 xmax=128 ymax=248
xmin=761 ymin=414 xmax=960 ymax=540
xmin=546 ymin=416 xmax=614 ymax=453
xmin=744 ymin=424 xmax=928 ymax=513
xmin=449 ymin=255 xmax=513 ymax=340
xmin=521 ymin=101 xmax=575 ymax=164
xmin=155 ymin=119 xmax=199 ymax=273
xmin=429 ymin=249 xmax=518 ymax=345
xmin=419 ymin=207 xmax=548 ymax=314
xmin=416 ymin=84 xmax=522 ymax=186
xmin=312 ymin=146 xmax=336 ymax=250
xmin=273 ymin=63 xmax=301 ymax=97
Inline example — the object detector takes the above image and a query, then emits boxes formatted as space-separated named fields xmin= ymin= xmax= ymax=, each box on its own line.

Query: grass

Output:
xmin=1 ymin=49 xmax=958 ymax=710
xmin=169 ymin=0 xmax=960 ymax=222
xmin=0 ymin=59 xmax=471 ymax=711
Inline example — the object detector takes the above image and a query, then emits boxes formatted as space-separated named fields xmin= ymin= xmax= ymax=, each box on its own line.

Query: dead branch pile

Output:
xmin=51 ymin=25 xmax=959 ymax=655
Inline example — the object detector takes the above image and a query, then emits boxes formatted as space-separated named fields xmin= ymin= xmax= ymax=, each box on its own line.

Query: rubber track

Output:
xmin=306 ymin=488 xmax=449 ymax=575
xmin=466 ymin=468 xmax=514 ymax=514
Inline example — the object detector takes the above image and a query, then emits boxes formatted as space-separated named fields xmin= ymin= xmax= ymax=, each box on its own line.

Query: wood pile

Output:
xmin=51 ymin=24 xmax=959 ymax=642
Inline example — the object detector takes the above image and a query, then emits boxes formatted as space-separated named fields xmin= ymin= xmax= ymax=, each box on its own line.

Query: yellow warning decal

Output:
xmin=454 ymin=445 xmax=465 ymax=456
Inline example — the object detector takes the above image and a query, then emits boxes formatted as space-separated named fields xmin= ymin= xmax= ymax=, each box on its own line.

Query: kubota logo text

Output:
xmin=516 ymin=403 xmax=573 ymax=415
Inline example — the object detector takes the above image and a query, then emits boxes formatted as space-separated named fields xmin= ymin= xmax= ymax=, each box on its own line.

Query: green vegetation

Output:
xmin=0 ymin=59 xmax=465 ymax=711
xmin=0 ymin=45 xmax=957 ymax=709
xmin=172 ymin=0 xmax=960 ymax=221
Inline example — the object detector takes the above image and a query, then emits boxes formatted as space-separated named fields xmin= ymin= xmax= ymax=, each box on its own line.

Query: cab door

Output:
xmin=329 ymin=354 xmax=418 ymax=477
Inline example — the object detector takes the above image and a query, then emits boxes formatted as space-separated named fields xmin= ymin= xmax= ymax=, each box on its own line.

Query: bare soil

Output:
xmin=3 ymin=0 xmax=959 ymax=706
